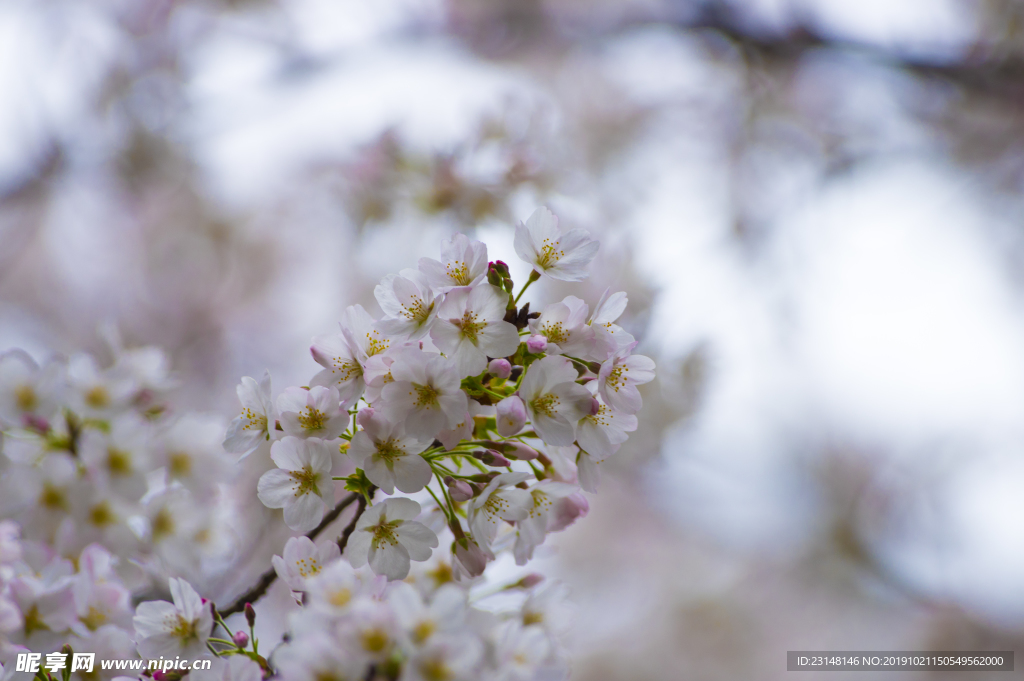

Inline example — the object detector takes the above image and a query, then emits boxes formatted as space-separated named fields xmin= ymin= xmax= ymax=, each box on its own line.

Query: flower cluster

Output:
xmin=0 ymin=521 xmax=137 ymax=675
xmin=208 ymin=206 xmax=654 ymax=679
xmin=244 ymin=207 xmax=654 ymax=582
xmin=0 ymin=335 xmax=235 ymax=582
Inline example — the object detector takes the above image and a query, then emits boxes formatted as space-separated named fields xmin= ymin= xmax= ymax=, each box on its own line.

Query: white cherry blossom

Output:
xmin=512 ymin=481 xmax=578 ymax=565
xmin=576 ymin=390 xmax=637 ymax=459
xmin=257 ymin=437 xmax=335 ymax=532
xmin=79 ymin=415 xmax=153 ymax=499
xmin=467 ymin=472 xmax=533 ymax=556
xmin=310 ymin=305 xmax=390 ymax=403
xmin=430 ymin=285 xmax=520 ymax=378
xmin=597 ymin=344 xmax=656 ymax=414
xmin=513 ymin=207 xmax=599 ymax=282
xmin=376 ymin=269 xmax=443 ymax=340
xmin=527 ymin=296 xmax=595 ymax=356
xmin=417 ymin=233 xmax=489 ymax=291
xmin=348 ymin=411 xmax=433 ymax=494
xmin=586 ymin=288 xmax=635 ymax=360
xmin=278 ymin=386 xmax=349 ymax=440
xmin=272 ymin=536 xmax=341 ymax=592
xmin=402 ymin=634 xmax=483 ymax=681
xmin=346 ymin=498 xmax=439 ymax=581
xmin=518 ymin=356 xmax=593 ymax=446
xmin=0 ymin=350 xmax=60 ymax=429
xmin=223 ymin=371 xmax=275 ymax=455
xmin=132 ymin=577 xmax=212 ymax=660
xmin=380 ymin=350 xmax=467 ymax=439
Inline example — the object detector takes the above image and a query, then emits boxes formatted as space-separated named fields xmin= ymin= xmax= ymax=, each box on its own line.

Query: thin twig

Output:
xmin=336 ymin=493 xmax=368 ymax=553
xmin=217 ymin=492 xmax=363 ymax=618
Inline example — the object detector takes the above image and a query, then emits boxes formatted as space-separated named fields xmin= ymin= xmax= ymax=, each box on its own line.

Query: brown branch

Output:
xmin=217 ymin=492 xmax=364 ymax=618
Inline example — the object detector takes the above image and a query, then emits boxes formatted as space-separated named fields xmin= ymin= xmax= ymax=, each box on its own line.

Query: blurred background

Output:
xmin=2 ymin=0 xmax=1024 ymax=678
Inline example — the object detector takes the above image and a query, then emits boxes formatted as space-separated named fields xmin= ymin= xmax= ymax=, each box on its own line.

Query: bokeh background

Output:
xmin=2 ymin=0 xmax=1024 ymax=678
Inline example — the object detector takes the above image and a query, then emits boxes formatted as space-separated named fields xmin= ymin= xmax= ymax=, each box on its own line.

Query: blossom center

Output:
xmin=374 ymin=438 xmax=406 ymax=464
xmin=298 ymin=407 xmax=328 ymax=431
xmin=85 ymin=386 xmax=110 ymax=409
xmin=361 ymin=627 xmax=390 ymax=653
xmin=420 ymin=657 xmax=453 ymax=681
xmin=582 ymin=404 xmax=610 ymax=426
xmin=89 ymin=501 xmax=116 ymax=527
xmin=40 ymin=482 xmax=68 ymax=510
xmin=365 ymin=331 xmax=390 ymax=357
xmin=167 ymin=614 xmax=199 ymax=643
xmin=401 ymin=296 xmax=432 ymax=322
xmin=242 ymin=407 xmax=267 ymax=431
xmin=294 ymin=556 xmax=321 ymax=578
xmin=456 ymin=310 xmax=484 ymax=342
xmin=168 ymin=451 xmax=192 ymax=477
xmin=289 ymin=467 xmax=322 ymax=497
xmin=15 ymin=384 xmax=37 ymax=412
xmin=329 ymin=357 xmax=362 ymax=382
xmin=411 ymin=382 xmax=440 ymax=408
xmin=536 ymin=238 xmax=565 ymax=268
xmin=605 ymin=364 xmax=629 ymax=392
xmin=540 ymin=321 xmax=568 ymax=344
xmin=445 ymin=260 xmax=472 ymax=286
xmin=370 ymin=521 xmax=401 ymax=549
xmin=152 ymin=508 xmax=175 ymax=541
xmin=530 ymin=393 xmax=560 ymax=418
xmin=106 ymin=448 xmax=133 ymax=475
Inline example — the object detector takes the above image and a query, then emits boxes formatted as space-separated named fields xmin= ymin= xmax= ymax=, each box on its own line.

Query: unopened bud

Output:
xmin=444 ymin=476 xmax=475 ymax=502
xmin=587 ymin=361 xmax=603 ymax=374
xmin=488 ymin=358 xmax=512 ymax=379
xmin=509 ymin=573 xmax=544 ymax=589
xmin=496 ymin=396 xmax=527 ymax=437
xmin=492 ymin=260 xmax=510 ymax=278
xmin=502 ymin=441 xmax=539 ymax=461
xmin=473 ymin=449 xmax=511 ymax=467
xmin=487 ymin=264 xmax=503 ymax=287
xmin=61 ymin=644 xmax=73 ymax=656
xmin=233 ymin=631 xmax=249 ymax=648
xmin=526 ymin=335 xmax=548 ymax=354
xmin=244 ymin=602 xmax=256 ymax=628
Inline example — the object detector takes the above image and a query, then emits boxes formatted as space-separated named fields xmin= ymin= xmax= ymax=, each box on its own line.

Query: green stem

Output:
xmin=513 ymin=270 xmax=541 ymax=305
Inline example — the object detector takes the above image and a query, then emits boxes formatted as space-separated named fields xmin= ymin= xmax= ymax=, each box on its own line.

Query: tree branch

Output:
xmin=217 ymin=492 xmax=364 ymax=618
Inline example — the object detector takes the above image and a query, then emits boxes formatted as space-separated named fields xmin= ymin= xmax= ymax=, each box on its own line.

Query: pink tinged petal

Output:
xmin=362 ymin=457 xmax=397 ymax=495
xmin=532 ymin=413 xmax=576 ymax=446
xmin=447 ymin=339 xmax=487 ymax=378
xmin=513 ymin=224 xmax=540 ymax=266
xmin=479 ymin=321 xmax=521 ymax=358
xmin=391 ymin=455 xmax=432 ymax=494
xmin=576 ymin=455 xmax=600 ymax=493
xmin=169 ymin=578 xmax=204 ymax=622
xmin=437 ymin=414 xmax=472 ymax=451
xmin=283 ymin=492 xmax=326 ymax=533
xmin=428 ymin=320 xmax=463 ymax=356
xmin=132 ymin=600 xmax=178 ymax=638
xmin=276 ymin=388 xmax=309 ymax=414
xmin=468 ymin=284 xmax=508 ymax=321
xmin=549 ymin=492 xmax=589 ymax=532
xmin=345 ymin=530 xmax=372 ymax=567
xmin=576 ymin=420 xmax=617 ymax=459
xmin=496 ymin=396 xmax=527 ymax=438
xmin=382 ymin=497 xmax=423 ymax=521
xmin=346 ymin=432 xmax=375 ymax=467
xmin=494 ymin=489 xmax=532 ymax=521
xmin=606 ymin=384 xmax=643 ymax=414
xmin=395 ymin=522 xmax=439 ymax=560
xmin=369 ymin=541 xmax=411 ymax=580
xmin=137 ymin=632 xmax=186 ymax=659
xmin=269 ymin=437 xmax=306 ymax=471
xmin=256 ymin=470 xmax=298 ymax=508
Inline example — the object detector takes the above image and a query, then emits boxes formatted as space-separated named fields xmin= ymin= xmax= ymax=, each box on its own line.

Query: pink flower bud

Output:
xmin=502 ymin=441 xmax=539 ymax=461
xmin=488 ymin=358 xmax=512 ymax=379
xmin=588 ymin=397 xmax=601 ymax=416
xmin=356 ymin=408 xmax=376 ymax=428
xmin=526 ymin=335 xmax=548 ymax=353
xmin=496 ymin=396 xmax=527 ymax=437
xmin=454 ymin=537 xmax=488 ymax=577
xmin=21 ymin=414 xmax=49 ymax=433
xmin=444 ymin=476 xmax=475 ymax=502
xmin=244 ymin=603 xmax=256 ymax=628
xmin=473 ymin=449 xmax=511 ymax=467
xmin=233 ymin=631 xmax=249 ymax=648
xmin=518 ymin=573 xmax=545 ymax=588
xmin=154 ymin=671 xmax=168 ymax=681
xmin=549 ymin=492 xmax=590 ymax=532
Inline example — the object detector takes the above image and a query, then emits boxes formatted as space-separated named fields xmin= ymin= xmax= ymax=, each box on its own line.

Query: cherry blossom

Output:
xmin=513 ymin=207 xmax=599 ymax=282
xmin=528 ymin=296 xmax=595 ymax=356
xmin=587 ymin=288 xmax=635 ymax=360
xmin=375 ymin=269 xmax=443 ymax=340
xmin=272 ymin=536 xmax=342 ymax=592
xmin=132 ymin=577 xmax=212 ymax=659
xmin=346 ymin=498 xmax=438 ymax=580
xmin=430 ymin=285 xmax=520 ymax=378
xmin=417 ymin=233 xmax=489 ymax=291
xmin=597 ymin=343 xmax=657 ymax=414
xmin=467 ymin=472 xmax=533 ymax=556
xmin=223 ymin=371 xmax=275 ymax=455
xmin=495 ymin=396 xmax=527 ymax=438
xmin=518 ymin=356 xmax=593 ymax=446
xmin=379 ymin=350 xmax=467 ymax=438
xmin=278 ymin=386 xmax=349 ymax=440
xmin=347 ymin=411 xmax=433 ymax=494
xmin=257 ymin=437 xmax=336 ymax=532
